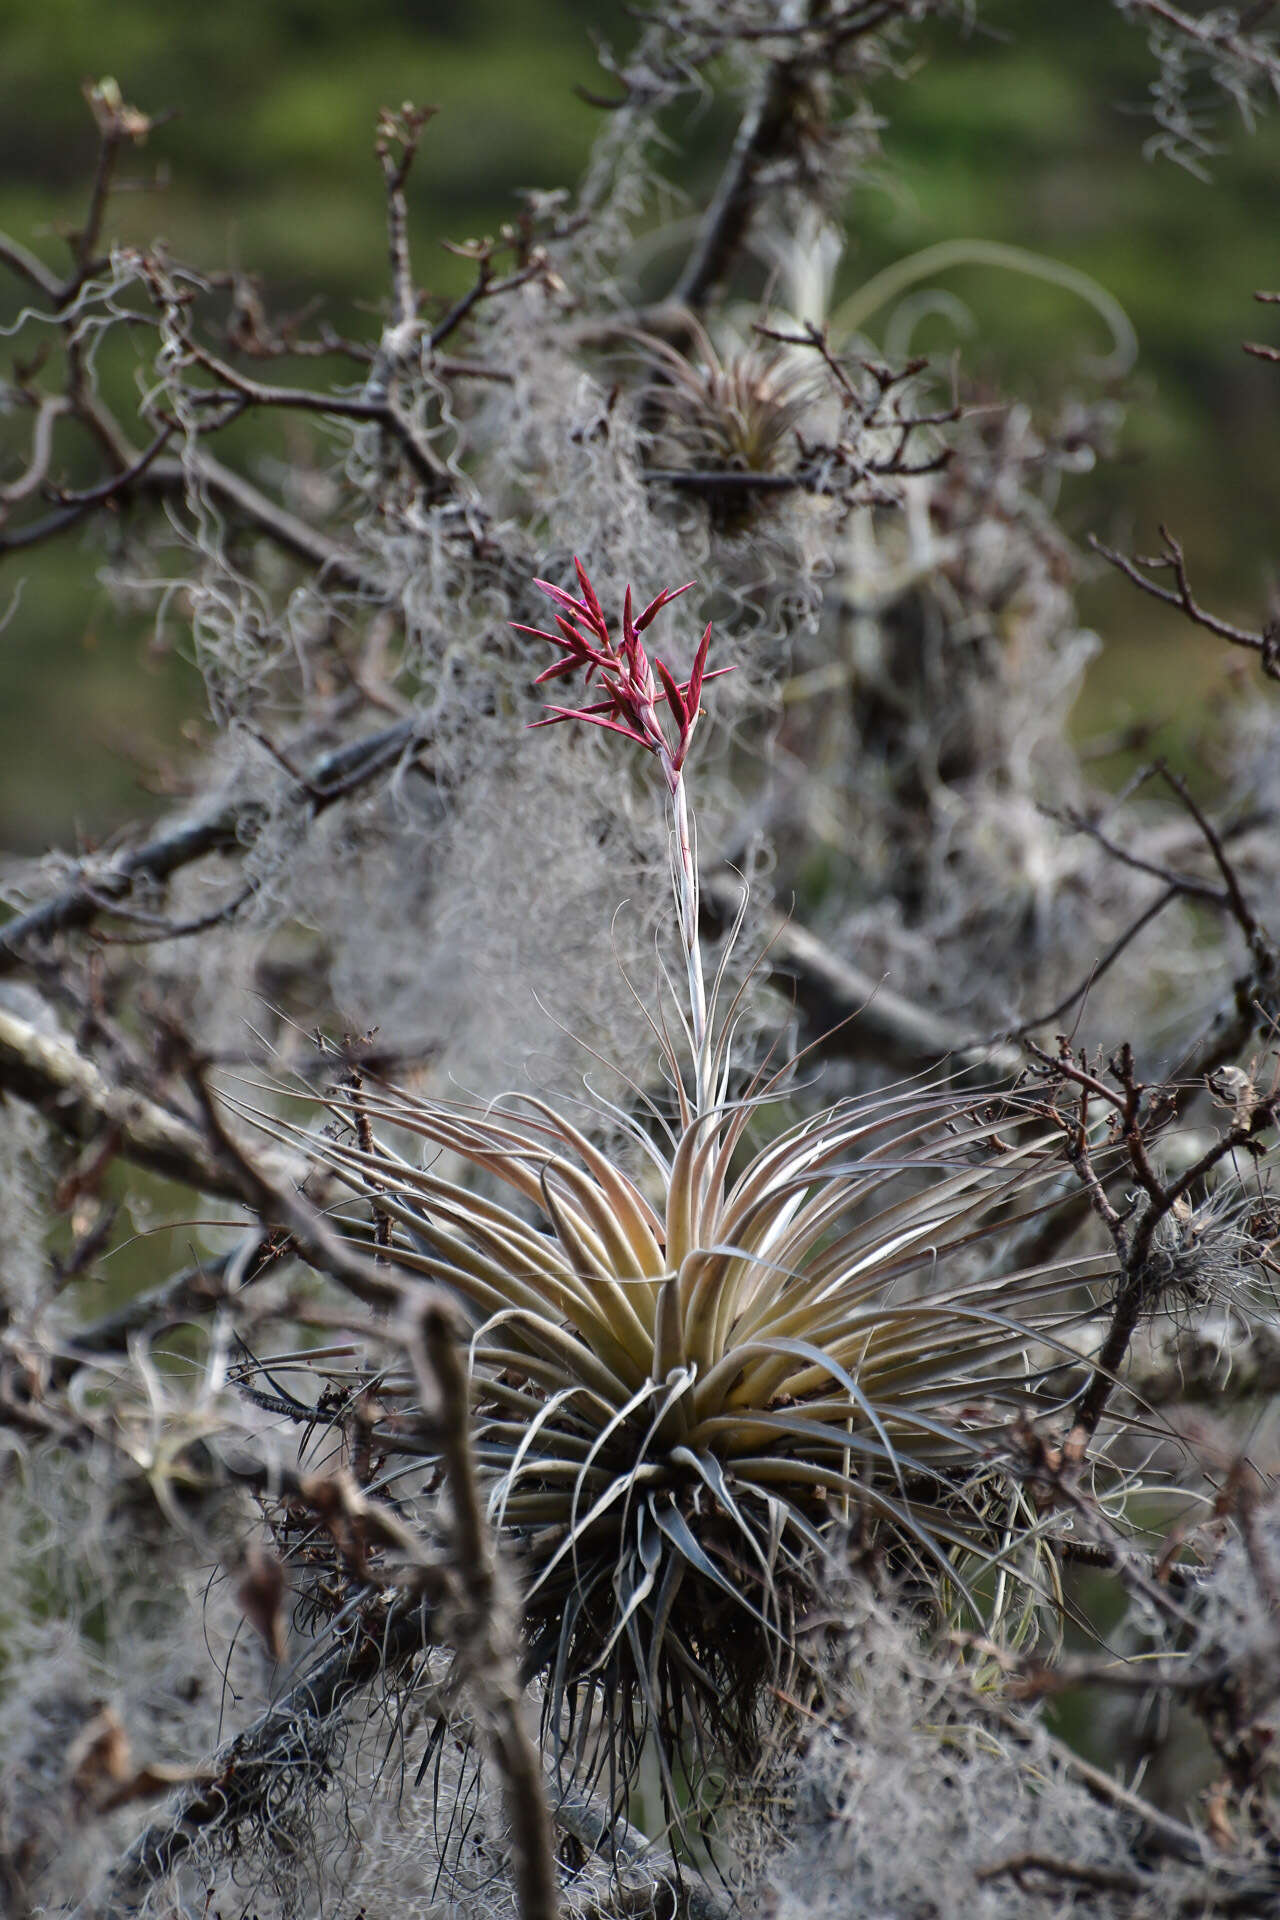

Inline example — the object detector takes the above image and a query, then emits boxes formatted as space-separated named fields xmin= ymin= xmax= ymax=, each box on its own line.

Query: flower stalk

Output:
xmin=515 ymin=559 xmax=728 ymax=1113
xmin=668 ymin=767 xmax=707 ymax=1099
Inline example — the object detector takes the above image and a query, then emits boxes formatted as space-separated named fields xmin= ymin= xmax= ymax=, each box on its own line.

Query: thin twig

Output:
xmin=975 ymin=1851 xmax=1146 ymax=1895
xmin=1089 ymin=526 xmax=1279 ymax=677
xmin=1157 ymin=764 xmax=1277 ymax=969
xmin=184 ymin=1056 xmax=406 ymax=1314
xmin=1001 ymin=889 xmax=1178 ymax=1040
xmin=179 ymin=339 xmax=448 ymax=490
xmin=45 ymin=418 xmax=177 ymax=506
xmin=92 ymin=881 xmax=257 ymax=946
xmin=0 ymin=396 xmax=70 ymax=507
xmin=1048 ymin=802 xmax=1228 ymax=904
xmin=0 ymin=230 xmax=62 ymax=298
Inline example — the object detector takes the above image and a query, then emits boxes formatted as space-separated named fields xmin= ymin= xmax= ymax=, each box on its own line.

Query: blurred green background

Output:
xmin=1 ymin=0 xmax=1277 ymax=851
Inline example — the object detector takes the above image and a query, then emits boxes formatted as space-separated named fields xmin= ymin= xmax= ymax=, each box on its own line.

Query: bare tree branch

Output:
xmin=673 ymin=4 xmax=822 ymax=310
xmin=0 ymin=1002 xmax=244 ymax=1198
xmin=408 ymin=1306 xmax=560 ymax=1920
xmin=0 ymin=718 xmax=428 ymax=972
xmin=703 ymin=872 xmax=1024 ymax=1076
xmin=61 ymin=1238 xmax=274 ymax=1372
xmin=68 ymin=1593 xmax=439 ymax=1920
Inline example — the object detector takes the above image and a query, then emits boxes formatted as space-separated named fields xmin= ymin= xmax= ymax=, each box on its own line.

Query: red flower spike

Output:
xmin=516 ymin=563 xmax=732 ymax=776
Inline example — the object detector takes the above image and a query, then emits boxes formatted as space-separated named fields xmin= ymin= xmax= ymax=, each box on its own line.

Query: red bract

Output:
xmin=514 ymin=558 xmax=730 ymax=781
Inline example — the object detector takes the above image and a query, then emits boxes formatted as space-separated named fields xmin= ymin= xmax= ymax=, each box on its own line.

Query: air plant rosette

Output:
xmin=631 ymin=314 xmax=830 ymax=499
xmin=236 ymin=563 xmax=1120 ymax=1826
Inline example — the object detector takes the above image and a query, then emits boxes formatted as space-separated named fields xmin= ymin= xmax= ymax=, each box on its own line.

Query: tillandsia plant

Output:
xmin=230 ymin=564 xmax=1118 ymax=1825
xmin=630 ymin=316 xmax=829 ymax=486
